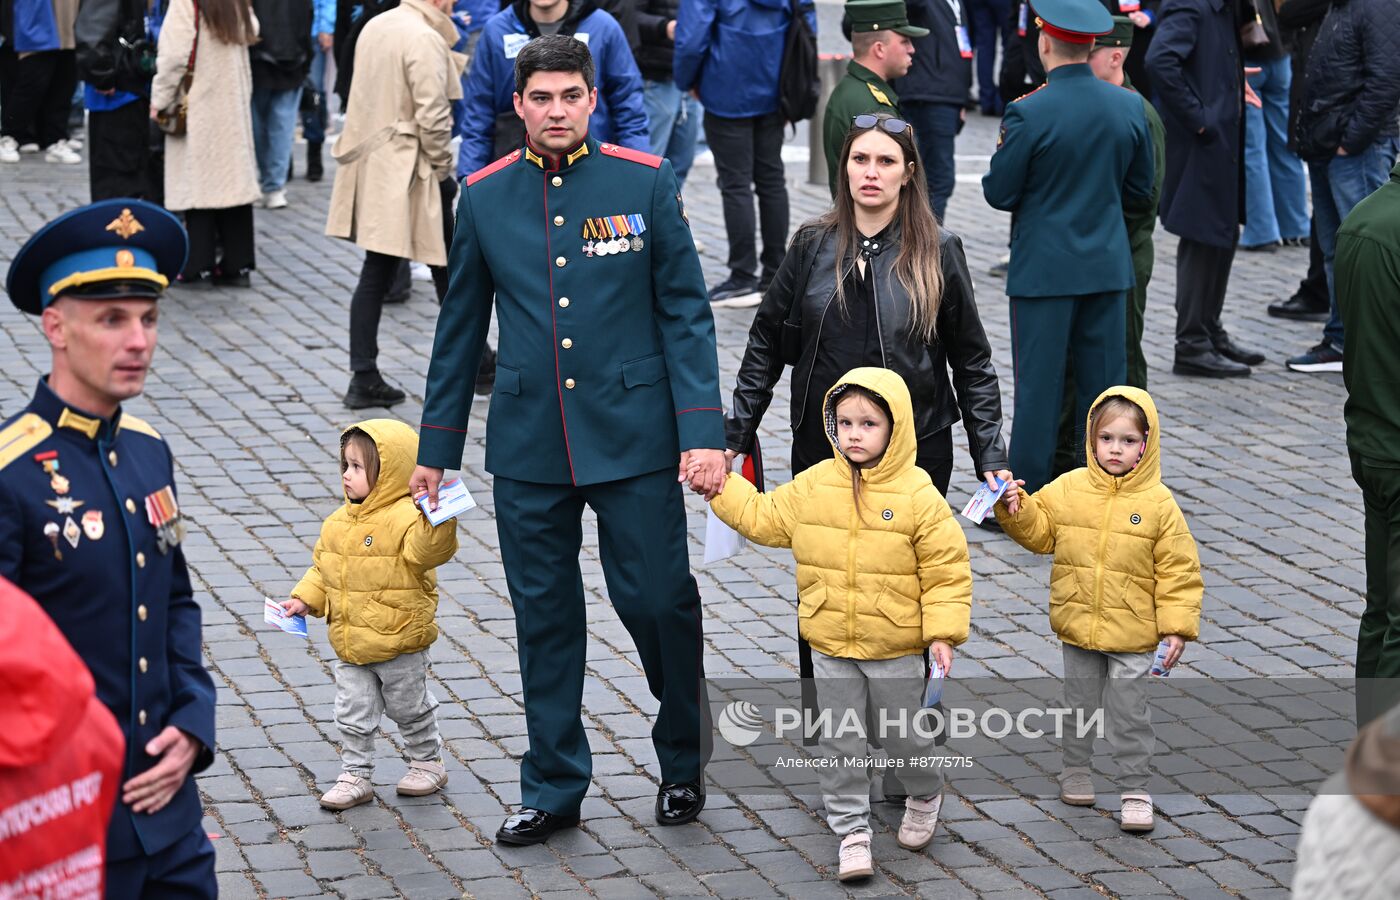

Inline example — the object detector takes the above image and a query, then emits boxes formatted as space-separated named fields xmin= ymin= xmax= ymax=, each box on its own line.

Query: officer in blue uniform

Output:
xmin=413 ymin=35 xmax=727 ymax=846
xmin=1 ymin=200 xmax=218 ymax=898
xmin=981 ymin=0 xmax=1154 ymax=493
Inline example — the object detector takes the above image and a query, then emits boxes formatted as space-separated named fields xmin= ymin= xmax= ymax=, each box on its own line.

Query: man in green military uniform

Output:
xmin=1336 ymin=159 xmax=1400 ymax=726
xmin=981 ymin=0 xmax=1154 ymax=494
xmin=412 ymin=35 xmax=727 ymax=846
xmin=822 ymin=0 xmax=926 ymax=197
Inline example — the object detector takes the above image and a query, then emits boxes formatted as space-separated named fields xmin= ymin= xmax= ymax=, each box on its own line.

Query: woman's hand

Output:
xmin=283 ymin=597 xmax=310 ymax=617
xmin=930 ymin=641 xmax=954 ymax=677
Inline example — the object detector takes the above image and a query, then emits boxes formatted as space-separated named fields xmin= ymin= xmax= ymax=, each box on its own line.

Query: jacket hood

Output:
xmin=345 ymin=419 xmax=421 ymax=515
xmin=0 ymin=577 xmax=95 ymax=767
xmin=822 ymin=367 xmax=916 ymax=485
xmin=1083 ymin=385 xmax=1161 ymax=492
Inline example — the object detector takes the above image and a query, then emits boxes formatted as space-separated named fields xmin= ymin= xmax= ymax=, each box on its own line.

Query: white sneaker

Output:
xmin=409 ymin=262 xmax=433 ymax=282
xmin=44 ymin=141 xmax=81 ymax=165
xmin=897 ymin=791 xmax=942 ymax=850
xmin=1120 ymin=795 xmax=1154 ymax=832
xmin=837 ymin=832 xmax=873 ymax=882
xmin=0 ymin=136 xmax=18 ymax=163
xmin=263 ymin=190 xmax=288 ymax=209
xmin=318 ymin=772 xmax=374 ymax=810
xmin=18 ymin=142 xmax=40 ymax=154
xmin=396 ymin=759 xmax=448 ymax=796
xmin=1058 ymin=767 xmax=1096 ymax=806
xmin=63 ymin=135 xmax=84 ymax=151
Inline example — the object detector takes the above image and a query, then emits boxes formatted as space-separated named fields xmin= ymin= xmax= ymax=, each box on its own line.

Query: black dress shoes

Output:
xmin=495 ymin=808 xmax=580 ymax=846
xmin=1268 ymin=293 xmax=1330 ymax=322
xmin=1173 ymin=350 xmax=1251 ymax=378
xmin=344 ymin=373 xmax=407 ymax=409
xmin=656 ymin=781 xmax=705 ymax=826
xmin=1212 ymin=337 xmax=1265 ymax=366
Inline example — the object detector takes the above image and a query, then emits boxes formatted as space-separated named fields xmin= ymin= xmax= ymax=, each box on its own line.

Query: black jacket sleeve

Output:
xmin=1341 ymin=3 xmax=1400 ymax=155
xmin=936 ymin=233 xmax=1008 ymax=475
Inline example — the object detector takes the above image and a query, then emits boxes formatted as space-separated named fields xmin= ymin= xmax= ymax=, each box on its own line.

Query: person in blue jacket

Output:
xmin=455 ymin=0 xmax=649 ymax=179
xmin=674 ymin=0 xmax=818 ymax=304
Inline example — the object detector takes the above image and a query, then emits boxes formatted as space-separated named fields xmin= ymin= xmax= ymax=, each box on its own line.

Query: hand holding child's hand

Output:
xmin=930 ymin=641 xmax=954 ymax=677
xmin=282 ymin=598 xmax=309 ymax=617
xmin=1160 ymin=635 xmax=1185 ymax=671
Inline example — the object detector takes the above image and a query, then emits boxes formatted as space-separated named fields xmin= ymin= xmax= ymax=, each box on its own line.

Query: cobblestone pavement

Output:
xmin=0 ymin=110 xmax=1352 ymax=899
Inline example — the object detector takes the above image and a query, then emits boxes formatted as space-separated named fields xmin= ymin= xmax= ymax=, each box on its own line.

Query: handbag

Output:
xmin=1240 ymin=10 xmax=1270 ymax=51
xmin=156 ymin=0 xmax=200 ymax=136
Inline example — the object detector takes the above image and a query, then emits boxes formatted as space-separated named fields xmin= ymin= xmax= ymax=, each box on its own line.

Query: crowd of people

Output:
xmin=3 ymin=0 xmax=1400 ymax=894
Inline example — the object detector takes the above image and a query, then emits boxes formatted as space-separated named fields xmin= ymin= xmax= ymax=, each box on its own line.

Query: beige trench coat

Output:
xmin=150 ymin=0 xmax=261 ymax=212
xmin=325 ymin=0 xmax=465 ymax=266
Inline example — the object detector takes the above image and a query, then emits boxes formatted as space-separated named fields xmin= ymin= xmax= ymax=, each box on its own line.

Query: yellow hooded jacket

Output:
xmin=710 ymin=368 xmax=973 ymax=660
xmin=292 ymin=419 xmax=459 ymax=665
xmin=994 ymin=386 xmax=1202 ymax=653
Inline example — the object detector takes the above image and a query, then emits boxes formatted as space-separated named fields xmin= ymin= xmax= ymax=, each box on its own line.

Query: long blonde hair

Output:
xmin=819 ymin=114 xmax=944 ymax=343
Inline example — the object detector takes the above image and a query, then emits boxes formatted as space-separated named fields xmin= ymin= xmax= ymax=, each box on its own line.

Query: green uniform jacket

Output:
xmin=1337 ymin=161 xmax=1400 ymax=468
xmin=823 ymin=61 xmax=899 ymax=197
xmin=982 ymin=63 xmax=1154 ymax=298
xmin=1123 ymin=74 xmax=1166 ymax=286
xmin=418 ymin=137 xmax=724 ymax=485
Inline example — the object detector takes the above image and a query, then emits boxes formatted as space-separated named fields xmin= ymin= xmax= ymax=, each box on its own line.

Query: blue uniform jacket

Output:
xmin=982 ymin=63 xmax=1155 ymax=297
xmin=673 ymin=0 xmax=817 ymax=119
xmin=455 ymin=2 xmax=649 ymax=179
xmin=13 ymin=0 xmax=60 ymax=52
xmin=0 ymin=380 xmax=217 ymax=861
xmin=420 ymin=137 xmax=724 ymax=484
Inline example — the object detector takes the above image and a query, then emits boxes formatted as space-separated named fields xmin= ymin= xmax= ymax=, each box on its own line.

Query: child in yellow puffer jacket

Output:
xmin=283 ymin=419 xmax=459 ymax=812
xmin=710 ymin=368 xmax=972 ymax=883
xmin=995 ymin=386 xmax=1203 ymax=834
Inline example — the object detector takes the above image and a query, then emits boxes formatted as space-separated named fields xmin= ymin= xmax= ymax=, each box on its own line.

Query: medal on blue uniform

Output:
xmin=43 ymin=522 xmax=62 ymax=560
xmin=34 ymin=449 xmax=70 ymax=495
xmin=146 ymin=485 xmax=183 ymax=553
xmin=82 ymin=510 xmax=104 ymax=541
xmin=45 ymin=496 xmax=85 ymax=515
xmin=62 ymin=516 xmax=81 ymax=549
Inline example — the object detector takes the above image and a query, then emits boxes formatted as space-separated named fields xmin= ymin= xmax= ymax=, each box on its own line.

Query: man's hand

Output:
xmin=982 ymin=469 xmax=1013 ymax=492
xmin=1159 ymin=635 xmax=1186 ymax=671
xmin=411 ymin=465 xmax=445 ymax=510
xmin=317 ymin=31 xmax=333 ymax=52
xmin=122 ymin=727 xmax=200 ymax=814
xmin=1337 ymin=146 xmax=1350 ymax=156
xmin=680 ymin=449 xmax=728 ymax=500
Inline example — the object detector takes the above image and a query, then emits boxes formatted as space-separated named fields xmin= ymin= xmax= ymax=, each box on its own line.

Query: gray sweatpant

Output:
xmin=1061 ymin=642 xmax=1154 ymax=795
xmin=334 ymin=648 xmax=441 ymax=776
xmin=812 ymin=650 xmax=945 ymax=836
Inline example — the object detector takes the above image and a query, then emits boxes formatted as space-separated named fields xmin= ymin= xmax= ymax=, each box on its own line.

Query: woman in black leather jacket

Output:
xmin=725 ymin=113 xmax=1009 ymax=496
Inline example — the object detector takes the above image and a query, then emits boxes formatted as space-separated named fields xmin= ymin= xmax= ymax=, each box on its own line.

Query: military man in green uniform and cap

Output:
xmin=823 ymin=0 xmax=928 ymax=197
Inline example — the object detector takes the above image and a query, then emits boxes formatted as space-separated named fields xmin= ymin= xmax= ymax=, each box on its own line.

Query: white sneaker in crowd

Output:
xmin=1119 ymin=794 xmax=1155 ymax=832
xmin=263 ymin=190 xmax=288 ymax=210
xmin=409 ymin=262 xmax=433 ymax=282
xmin=318 ymin=772 xmax=374 ymax=811
xmin=64 ymin=135 xmax=84 ymax=151
xmin=0 ymin=136 xmax=18 ymax=163
xmin=44 ymin=141 xmax=82 ymax=165
xmin=395 ymin=759 xmax=448 ymax=796
xmin=18 ymin=142 xmax=40 ymax=153
xmin=1058 ymin=767 xmax=1096 ymax=806
xmin=897 ymin=791 xmax=943 ymax=850
xmin=836 ymin=832 xmax=874 ymax=882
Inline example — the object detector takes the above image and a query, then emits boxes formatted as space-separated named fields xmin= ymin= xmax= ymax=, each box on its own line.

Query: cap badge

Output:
xmin=116 ymin=249 xmax=136 ymax=268
xmin=105 ymin=208 xmax=145 ymax=240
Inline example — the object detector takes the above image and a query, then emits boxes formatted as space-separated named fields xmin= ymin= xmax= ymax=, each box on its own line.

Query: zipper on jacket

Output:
xmin=846 ymin=482 xmax=861 ymax=652
xmin=870 ymin=260 xmax=889 ymax=369
xmin=794 ymin=277 xmax=844 ymax=431
xmin=1091 ymin=480 xmax=1118 ymax=648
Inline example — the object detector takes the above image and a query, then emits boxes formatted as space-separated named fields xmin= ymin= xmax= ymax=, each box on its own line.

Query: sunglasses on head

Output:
xmin=852 ymin=114 xmax=912 ymax=135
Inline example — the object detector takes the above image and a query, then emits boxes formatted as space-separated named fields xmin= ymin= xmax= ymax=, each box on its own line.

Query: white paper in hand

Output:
xmin=417 ymin=477 xmax=477 ymax=526
xmin=263 ymin=596 xmax=308 ymax=637
xmin=960 ymin=477 xmax=1008 ymax=525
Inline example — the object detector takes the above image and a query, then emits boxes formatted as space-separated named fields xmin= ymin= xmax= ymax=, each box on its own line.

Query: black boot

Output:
xmin=307 ymin=141 xmax=323 ymax=182
xmin=344 ymin=371 xmax=406 ymax=409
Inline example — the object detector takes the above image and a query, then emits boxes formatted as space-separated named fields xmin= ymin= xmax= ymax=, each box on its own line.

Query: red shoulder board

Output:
xmin=466 ymin=149 xmax=522 ymax=186
xmin=598 ymin=143 xmax=662 ymax=168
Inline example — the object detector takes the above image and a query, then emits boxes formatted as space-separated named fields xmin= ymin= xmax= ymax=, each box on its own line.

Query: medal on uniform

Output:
xmin=82 ymin=509 xmax=104 ymax=541
xmin=145 ymin=485 xmax=182 ymax=554
xmin=582 ymin=240 xmax=596 ymax=257
xmin=43 ymin=522 xmax=62 ymax=560
xmin=45 ymin=496 xmax=85 ymax=515
xmin=627 ymin=213 xmax=647 ymax=252
xmin=63 ymin=516 xmax=81 ymax=549
xmin=33 ymin=449 xmax=70 ymax=495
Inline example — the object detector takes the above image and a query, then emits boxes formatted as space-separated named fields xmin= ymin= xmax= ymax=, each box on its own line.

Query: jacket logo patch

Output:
xmin=364 ymin=536 xmax=373 ymax=547
xmin=882 ymin=509 xmax=893 ymax=521
xmin=1130 ymin=514 xmax=1141 ymax=525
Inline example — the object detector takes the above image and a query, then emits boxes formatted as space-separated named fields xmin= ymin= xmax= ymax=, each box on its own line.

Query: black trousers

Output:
xmin=89 ymin=101 xmax=157 ymax=202
xmin=1 ymin=49 xmax=76 ymax=147
xmin=703 ymin=110 xmax=789 ymax=281
xmin=182 ymin=205 xmax=256 ymax=279
xmin=1174 ymin=236 xmax=1239 ymax=356
xmin=349 ymin=179 xmax=456 ymax=373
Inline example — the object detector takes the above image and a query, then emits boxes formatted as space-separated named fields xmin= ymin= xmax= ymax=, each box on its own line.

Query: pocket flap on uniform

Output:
xmin=797 ymin=579 xmax=826 ymax=618
xmin=361 ymin=596 xmax=413 ymax=635
xmin=874 ymin=585 xmax=921 ymax=628
xmin=621 ymin=353 xmax=668 ymax=388
xmin=495 ymin=364 xmax=520 ymax=395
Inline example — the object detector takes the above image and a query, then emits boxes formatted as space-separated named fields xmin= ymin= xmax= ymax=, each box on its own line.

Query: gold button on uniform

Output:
xmin=551 ymin=176 xmax=563 ymax=187
xmin=139 ymin=657 xmax=148 ymax=673
xmin=561 ymin=338 xmax=573 ymax=349
xmin=138 ymin=710 xmax=147 ymax=726
xmin=136 ymin=552 xmax=146 ymax=568
xmin=565 ymin=378 xmax=576 ymax=389
xmin=555 ymin=256 xmax=566 ymax=267
xmin=126 ymin=498 xmax=137 ymax=514
xmin=108 ymin=450 xmax=118 ymax=466
xmin=559 ymin=297 xmax=570 ymax=308
xmin=138 ymin=604 xmax=148 ymax=621
xmin=554 ymin=215 xmax=564 ymax=226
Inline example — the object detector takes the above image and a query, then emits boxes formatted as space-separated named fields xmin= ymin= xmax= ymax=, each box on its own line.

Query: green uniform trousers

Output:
xmin=1351 ymin=453 xmax=1400 ymax=726
xmin=493 ymin=468 xmax=710 ymax=814
xmin=1009 ymin=292 xmax=1127 ymax=492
